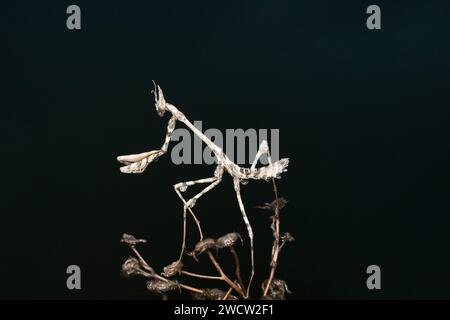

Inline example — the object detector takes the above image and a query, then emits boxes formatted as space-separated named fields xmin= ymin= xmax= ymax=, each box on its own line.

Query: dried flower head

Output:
xmin=121 ymin=257 xmax=148 ymax=278
xmin=121 ymin=233 xmax=147 ymax=246
xmin=146 ymin=279 xmax=180 ymax=293
xmin=281 ymin=232 xmax=295 ymax=243
xmin=261 ymin=278 xmax=291 ymax=300
xmin=216 ymin=232 xmax=243 ymax=249
xmin=161 ymin=260 xmax=184 ymax=277
xmin=255 ymin=197 xmax=289 ymax=212
xmin=187 ymin=238 xmax=217 ymax=260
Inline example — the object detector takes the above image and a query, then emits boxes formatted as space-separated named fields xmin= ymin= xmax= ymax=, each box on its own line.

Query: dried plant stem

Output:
xmin=229 ymin=247 xmax=245 ymax=294
xmin=223 ymin=281 xmax=237 ymax=300
xmin=206 ymin=250 xmax=246 ymax=298
xmin=131 ymin=246 xmax=154 ymax=272
xmin=263 ymin=178 xmax=281 ymax=297
xmin=181 ymin=270 xmax=223 ymax=280
xmin=179 ymin=283 xmax=204 ymax=294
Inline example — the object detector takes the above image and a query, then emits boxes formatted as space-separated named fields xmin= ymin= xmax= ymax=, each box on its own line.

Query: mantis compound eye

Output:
xmin=156 ymin=107 xmax=166 ymax=117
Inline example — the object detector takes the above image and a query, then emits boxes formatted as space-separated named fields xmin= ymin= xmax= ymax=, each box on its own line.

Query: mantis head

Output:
xmin=152 ymin=81 xmax=167 ymax=117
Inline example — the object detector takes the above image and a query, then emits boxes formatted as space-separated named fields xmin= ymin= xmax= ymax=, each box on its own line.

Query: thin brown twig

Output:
xmin=206 ymin=250 xmax=246 ymax=298
xmin=131 ymin=246 xmax=153 ymax=272
xmin=263 ymin=178 xmax=281 ymax=297
xmin=181 ymin=270 xmax=223 ymax=280
xmin=179 ymin=283 xmax=204 ymax=294
xmin=229 ymin=247 xmax=245 ymax=294
xmin=223 ymin=281 xmax=237 ymax=300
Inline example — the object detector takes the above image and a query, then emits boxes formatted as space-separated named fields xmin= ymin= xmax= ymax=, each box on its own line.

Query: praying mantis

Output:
xmin=117 ymin=82 xmax=289 ymax=296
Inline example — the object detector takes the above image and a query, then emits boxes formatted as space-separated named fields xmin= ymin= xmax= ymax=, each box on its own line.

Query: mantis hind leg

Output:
xmin=233 ymin=178 xmax=254 ymax=298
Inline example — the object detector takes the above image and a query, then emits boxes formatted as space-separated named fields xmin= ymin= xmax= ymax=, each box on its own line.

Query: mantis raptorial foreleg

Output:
xmin=117 ymin=116 xmax=177 ymax=173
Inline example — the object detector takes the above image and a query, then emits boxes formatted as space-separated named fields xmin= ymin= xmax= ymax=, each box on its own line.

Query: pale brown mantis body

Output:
xmin=117 ymin=82 xmax=289 ymax=297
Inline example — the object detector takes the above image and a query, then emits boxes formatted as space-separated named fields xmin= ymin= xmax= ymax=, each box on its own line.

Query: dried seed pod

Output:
xmin=191 ymin=292 xmax=207 ymax=300
xmin=121 ymin=233 xmax=147 ymax=246
xmin=262 ymin=278 xmax=291 ymax=300
xmin=203 ymin=288 xmax=236 ymax=300
xmin=216 ymin=232 xmax=243 ymax=249
xmin=254 ymin=197 xmax=289 ymax=212
xmin=146 ymin=279 xmax=180 ymax=293
xmin=281 ymin=232 xmax=295 ymax=243
xmin=187 ymin=238 xmax=216 ymax=259
xmin=161 ymin=260 xmax=184 ymax=277
xmin=192 ymin=288 xmax=237 ymax=300
xmin=121 ymin=257 xmax=148 ymax=278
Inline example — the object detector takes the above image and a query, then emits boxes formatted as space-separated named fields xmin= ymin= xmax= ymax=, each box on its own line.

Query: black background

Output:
xmin=1 ymin=1 xmax=450 ymax=299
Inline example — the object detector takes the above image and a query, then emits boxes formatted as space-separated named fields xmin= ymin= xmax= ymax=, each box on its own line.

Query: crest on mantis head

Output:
xmin=152 ymin=80 xmax=167 ymax=117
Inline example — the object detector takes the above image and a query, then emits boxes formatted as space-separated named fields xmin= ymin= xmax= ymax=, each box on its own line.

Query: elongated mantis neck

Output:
xmin=168 ymin=103 xmax=222 ymax=156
